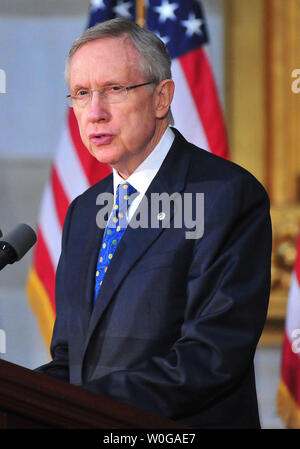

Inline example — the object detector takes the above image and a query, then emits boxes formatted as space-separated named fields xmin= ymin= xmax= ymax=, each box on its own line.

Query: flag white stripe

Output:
xmin=171 ymin=58 xmax=210 ymax=152
xmin=55 ymin=122 xmax=89 ymax=202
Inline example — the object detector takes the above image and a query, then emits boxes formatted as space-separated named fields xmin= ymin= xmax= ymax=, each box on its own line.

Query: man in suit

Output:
xmin=37 ymin=18 xmax=272 ymax=428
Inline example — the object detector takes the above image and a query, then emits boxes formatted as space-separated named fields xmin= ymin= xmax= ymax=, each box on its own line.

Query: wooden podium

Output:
xmin=0 ymin=359 xmax=183 ymax=429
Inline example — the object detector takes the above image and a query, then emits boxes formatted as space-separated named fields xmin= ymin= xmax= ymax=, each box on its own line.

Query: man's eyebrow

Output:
xmin=70 ymin=84 xmax=87 ymax=93
xmin=71 ymin=80 xmax=128 ymax=92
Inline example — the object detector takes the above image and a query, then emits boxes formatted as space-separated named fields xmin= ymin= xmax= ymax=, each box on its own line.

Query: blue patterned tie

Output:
xmin=94 ymin=182 xmax=137 ymax=301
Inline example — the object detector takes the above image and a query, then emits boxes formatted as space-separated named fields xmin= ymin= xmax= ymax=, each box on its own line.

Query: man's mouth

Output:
xmin=88 ymin=133 xmax=113 ymax=145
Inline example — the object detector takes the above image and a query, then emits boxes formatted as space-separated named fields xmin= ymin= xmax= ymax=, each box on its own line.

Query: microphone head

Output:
xmin=1 ymin=224 xmax=37 ymax=260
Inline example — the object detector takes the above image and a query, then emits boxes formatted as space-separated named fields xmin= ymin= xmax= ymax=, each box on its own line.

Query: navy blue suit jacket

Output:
xmin=37 ymin=129 xmax=272 ymax=428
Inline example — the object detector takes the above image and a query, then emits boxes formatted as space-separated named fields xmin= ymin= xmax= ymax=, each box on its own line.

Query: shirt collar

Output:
xmin=113 ymin=127 xmax=175 ymax=197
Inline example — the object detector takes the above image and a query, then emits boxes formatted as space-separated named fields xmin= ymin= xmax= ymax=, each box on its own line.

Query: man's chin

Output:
xmin=89 ymin=146 xmax=120 ymax=167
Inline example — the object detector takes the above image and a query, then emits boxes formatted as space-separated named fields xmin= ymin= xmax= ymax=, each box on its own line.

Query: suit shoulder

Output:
xmin=62 ymin=172 xmax=113 ymax=236
xmin=74 ymin=173 xmax=113 ymax=205
xmin=185 ymin=141 xmax=269 ymax=200
xmin=173 ymin=129 xmax=262 ymax=187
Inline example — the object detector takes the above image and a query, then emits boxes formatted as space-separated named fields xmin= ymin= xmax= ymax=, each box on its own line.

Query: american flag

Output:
xmin=26 ymin=0 xmax=229 ymax=348
xmin=278 ymin=234 xmax=300 ymax=428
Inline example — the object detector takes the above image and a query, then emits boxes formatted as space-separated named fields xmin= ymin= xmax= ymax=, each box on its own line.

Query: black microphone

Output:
xmin=0 ymin=229 xmax=2 ymax=238
xmin=0 ymin=224 xmax=37 ymax=271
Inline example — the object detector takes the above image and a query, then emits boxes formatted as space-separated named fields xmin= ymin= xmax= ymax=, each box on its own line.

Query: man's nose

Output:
xmin=87 ymin=91 xmax=110 ymax=122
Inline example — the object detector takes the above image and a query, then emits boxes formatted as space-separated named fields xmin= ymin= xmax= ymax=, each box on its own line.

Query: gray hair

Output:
xmin=65 ymin=18 xmax=174 ymax=125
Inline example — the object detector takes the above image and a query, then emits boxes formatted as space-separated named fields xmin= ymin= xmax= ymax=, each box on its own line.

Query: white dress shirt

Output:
xmin=112 ymin=127 xmax=175 ymax=221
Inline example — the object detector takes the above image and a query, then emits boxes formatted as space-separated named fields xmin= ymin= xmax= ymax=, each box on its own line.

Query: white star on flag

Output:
xmin=90 ymin=0 xmax=105 ymax=11
xmin=154 ymin=0 xmax=179 ymax=23
xmin=181 ymin=12 xmax=203 ymax=37
xmin=113 ymin=0 xmax=133 ymax=19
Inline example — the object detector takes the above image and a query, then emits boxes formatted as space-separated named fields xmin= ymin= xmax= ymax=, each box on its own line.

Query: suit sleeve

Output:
xmin=35 ymin=197 xmax=78 ymax=382
xmin=82 ymin=173 xmax=272 ymax=420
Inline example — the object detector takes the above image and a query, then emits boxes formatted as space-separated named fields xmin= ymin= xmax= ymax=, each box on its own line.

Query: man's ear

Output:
xmin=154 ymin=79 xmax=175 ymax=119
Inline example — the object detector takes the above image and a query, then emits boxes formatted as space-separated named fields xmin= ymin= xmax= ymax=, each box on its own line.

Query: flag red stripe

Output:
xmin=33 ymin=229 xmax=56 ymax=314
xmin=51 ymin=166 xmax=69 ymax=228
xmin=67 ymin=108 xmax=111 ymax=186
xmin=179 ymin=47 xmax=229 ymax=159
xmin=281 ymin=331 xmax=300 ymax=409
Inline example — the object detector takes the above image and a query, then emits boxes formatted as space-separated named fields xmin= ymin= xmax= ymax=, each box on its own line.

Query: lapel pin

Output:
xmin=157 ymin=212 xmax=166 ymax=221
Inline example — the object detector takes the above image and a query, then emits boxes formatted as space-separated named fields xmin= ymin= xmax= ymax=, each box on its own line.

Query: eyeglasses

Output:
xmin=66 ymin=81 xmax=155 ymax=108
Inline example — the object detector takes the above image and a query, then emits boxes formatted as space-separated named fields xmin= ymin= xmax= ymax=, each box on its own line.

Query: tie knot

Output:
xmin=116 ymin=182 xmax=137 ymax=210
xmin=118 ymin=182 xmax=136 ymax=196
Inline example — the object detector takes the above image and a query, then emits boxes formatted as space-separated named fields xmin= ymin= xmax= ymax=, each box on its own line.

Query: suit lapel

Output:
xmin=78 ymin=175 xmax=113 ymax=334
xmin=84 ymin=132 xmax=191 ymax=348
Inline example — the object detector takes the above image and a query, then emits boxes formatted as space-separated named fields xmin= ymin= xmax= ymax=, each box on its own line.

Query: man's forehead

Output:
xmin=72 ymin=35 xmax=141 ymax=66
xmin=68 ymin=35 xmax=143 ymax=88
